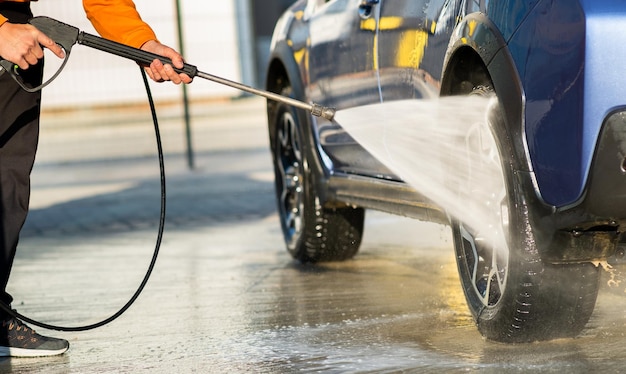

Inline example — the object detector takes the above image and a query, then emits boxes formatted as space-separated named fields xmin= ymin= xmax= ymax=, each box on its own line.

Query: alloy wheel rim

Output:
xmin=276 ymin=111 xmax=304 ymax=249
xmin=459 ymin=115 xmax=509 ymax=308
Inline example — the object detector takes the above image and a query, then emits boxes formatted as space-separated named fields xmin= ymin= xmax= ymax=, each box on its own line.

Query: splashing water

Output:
xmin=334 ymin=96 xmax=507 ymax=249
xmin=591 ymin=260 xmax=626 ymax=291
xmin=592 ymin=261 xmax=621 ymax=287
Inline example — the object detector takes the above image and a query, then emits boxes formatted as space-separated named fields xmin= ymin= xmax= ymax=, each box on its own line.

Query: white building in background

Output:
xmin=32 ymin=0 xmax=255 ymax=108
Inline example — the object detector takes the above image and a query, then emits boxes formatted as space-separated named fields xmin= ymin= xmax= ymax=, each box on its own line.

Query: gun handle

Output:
xmin=29 ymin=16 xmax=80 ymax=54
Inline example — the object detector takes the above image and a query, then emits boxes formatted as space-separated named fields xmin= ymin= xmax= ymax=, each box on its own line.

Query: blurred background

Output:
xmin=32 ymin=0 xmax=297 ymax=109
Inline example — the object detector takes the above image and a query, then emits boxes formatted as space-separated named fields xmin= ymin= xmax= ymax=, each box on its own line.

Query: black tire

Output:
xmin=451 ymin=89 xmax=600 ymax=342
xmin=269 ymin=86 xmax=365 ymax=263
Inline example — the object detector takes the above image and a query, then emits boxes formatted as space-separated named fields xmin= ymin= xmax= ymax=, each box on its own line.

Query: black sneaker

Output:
xmin=0 ymin=317 xmax=69 ymax=357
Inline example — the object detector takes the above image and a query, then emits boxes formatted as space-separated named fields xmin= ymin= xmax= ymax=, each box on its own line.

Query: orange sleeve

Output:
xmin=82 ymin=0 xmax=158 ymax=48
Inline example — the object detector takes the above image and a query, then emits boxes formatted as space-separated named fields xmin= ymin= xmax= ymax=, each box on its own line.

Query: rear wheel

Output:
xmin=451 ymin=88 xmax=600 ymax=342
xmin=270 ymin=86 xmax=365 ymax=263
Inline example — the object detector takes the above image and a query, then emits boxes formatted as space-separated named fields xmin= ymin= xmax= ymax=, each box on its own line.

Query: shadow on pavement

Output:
xmin=22 ymin=149 xmax=277 ymax=238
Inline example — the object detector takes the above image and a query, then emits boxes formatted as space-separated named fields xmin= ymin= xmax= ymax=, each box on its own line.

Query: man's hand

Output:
xmin=0 ymin=22 xmax=64 ymax=69
xmin=140 ymin=40 xmax=192 ymax=84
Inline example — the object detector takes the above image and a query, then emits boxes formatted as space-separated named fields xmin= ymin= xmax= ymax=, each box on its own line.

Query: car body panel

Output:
xmin=376 ymin=0 xmax=448 ymax=101
xmin=306 ymin=0 xmax=396 ymax=179
xmin=507 ymin=1 xmax=586 ymax=207
xmin=505 ymin=1 xmax=626 ymax=207
xmin=580 ymin=2 xmax=626 ymax=205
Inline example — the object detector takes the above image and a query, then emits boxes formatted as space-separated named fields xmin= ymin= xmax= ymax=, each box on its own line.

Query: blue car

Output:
xmin=265 ymin=0 xmax=623 ymax=342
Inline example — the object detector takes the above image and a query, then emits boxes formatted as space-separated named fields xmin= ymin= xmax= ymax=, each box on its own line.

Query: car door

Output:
xmin=377 ymin=0 xmax=458 ymax=101
xmin=306 ymin=0 xmax=381 ymax=110
xmin=307 ymin=0 xmax=396 ymax=177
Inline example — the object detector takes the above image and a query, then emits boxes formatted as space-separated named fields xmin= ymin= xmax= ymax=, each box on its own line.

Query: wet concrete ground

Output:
xmin=4 ymin=97 xmax=626 ymax=373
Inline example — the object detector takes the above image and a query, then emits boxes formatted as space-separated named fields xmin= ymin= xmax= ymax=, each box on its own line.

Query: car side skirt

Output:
xmin=326 ymin=173 xmax=449 ymax=225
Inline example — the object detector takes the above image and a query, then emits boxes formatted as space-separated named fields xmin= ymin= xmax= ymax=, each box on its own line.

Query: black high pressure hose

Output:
xmin=0 ymin=67 xmax=166 ymax=331
xmin=0 ymin=16 xmax=335 ymax=333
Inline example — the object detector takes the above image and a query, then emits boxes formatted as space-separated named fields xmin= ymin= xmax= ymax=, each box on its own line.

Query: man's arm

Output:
xmin=84 ymin=0 xmax=191 ymax=84
xmin=83 ymin=0 xmax=156 ymax=49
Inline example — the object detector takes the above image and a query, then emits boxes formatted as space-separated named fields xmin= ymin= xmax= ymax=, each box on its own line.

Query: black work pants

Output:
xmin=0 ymin=3 xmax=43 ymax=307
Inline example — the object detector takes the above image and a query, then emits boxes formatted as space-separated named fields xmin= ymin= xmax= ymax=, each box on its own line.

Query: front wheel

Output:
xmin=269 ymin=86 xmax=365 ymax=263
xmin=451 ymin=91 xmax=600 ymax=342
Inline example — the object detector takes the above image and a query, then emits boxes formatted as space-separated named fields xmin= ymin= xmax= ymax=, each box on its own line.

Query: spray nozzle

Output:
xmin=311 ymin=104 xmax=336 ymax=121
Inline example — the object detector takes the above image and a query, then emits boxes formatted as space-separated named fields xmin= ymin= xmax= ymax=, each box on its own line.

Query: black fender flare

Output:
xmin=442 ymin=13 xmax=530 ymax=175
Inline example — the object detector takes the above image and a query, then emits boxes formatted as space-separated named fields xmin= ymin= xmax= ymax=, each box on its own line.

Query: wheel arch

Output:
xmin=266 ymin=41 xmax=308 ymax=150
xmin=441 ymin=13 xmax=528 ymax=174
xmin=265 ymin=40 xmax=336 ymax=206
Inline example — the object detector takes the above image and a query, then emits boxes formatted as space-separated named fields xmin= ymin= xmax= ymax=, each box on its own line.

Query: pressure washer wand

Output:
xmin=2 ymin=16 xmax=336 ymax=121
xmin=196 ymin=70 xmax=336 ymax=120
xmin=76 ymin=31 xmax=336 ymax=120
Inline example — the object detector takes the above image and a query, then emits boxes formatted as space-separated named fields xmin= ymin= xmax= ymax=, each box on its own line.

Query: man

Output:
xmin=0 ymin=0 xmax=191 ymax=357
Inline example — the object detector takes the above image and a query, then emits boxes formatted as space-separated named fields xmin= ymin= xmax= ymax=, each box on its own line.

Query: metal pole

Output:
xmin=234 ymin=0 xmax=256 ymax=88
xmin=174 ymin=0 xmax=194 ymax=169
